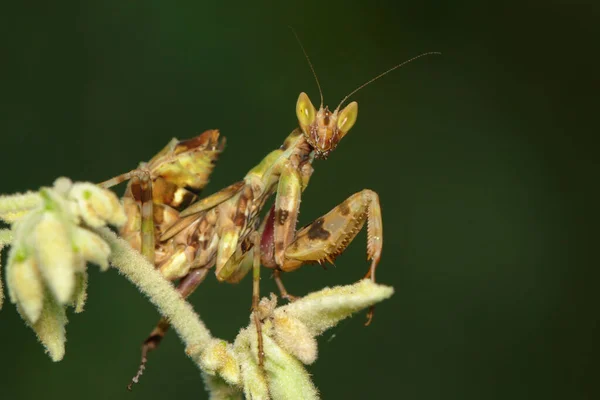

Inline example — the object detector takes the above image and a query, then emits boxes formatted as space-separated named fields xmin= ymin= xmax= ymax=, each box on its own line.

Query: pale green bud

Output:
xmin=202 ymin=373 xmax=243 ymax=400
xmin=68 ymin=182 xmax=126 ymax=228
xmin=261 ymin=334 xmax=319 ymax=400
xmin=6 ymin=252 xmax=44 ymax=323
xmin=72 ymin=227 xmax=111 ymax=271
xmin=271 ymin=313 xmax=317 ymax=365
xmin=234 ymin=328 xmax=270 ymax=400
xmin=274 ymin=279 xmax=395 ymax=337
xmin=30 ymin=297 xmax=68 ymax=361
xmin=196 ymin=339 xmax=241 ymax=386
xmin=34 ymin=211 xmax=77 ymax=304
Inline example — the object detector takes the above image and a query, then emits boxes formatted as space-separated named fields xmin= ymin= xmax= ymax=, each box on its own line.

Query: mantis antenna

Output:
xmin=336 ymin=51 xmax=442 ymax=110
xmin=289 ymin=26 xmax=324 ymax=108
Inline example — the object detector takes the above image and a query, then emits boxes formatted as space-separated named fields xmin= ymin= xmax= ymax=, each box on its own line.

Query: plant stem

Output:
xmin=96 ymin=227 xmax=213 ymax=355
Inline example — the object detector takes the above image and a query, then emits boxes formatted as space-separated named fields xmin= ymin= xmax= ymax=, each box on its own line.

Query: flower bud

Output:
xmin=197 ymin=339 xmax=241 ymax=386
xmin=6 ymin=251 xmax=44 ymax=323
xmin=271 ymin=314 xmax=317 ymax=365
xmin=72 ymin=227 xmax=111 ymax=271
xmin=31 ymin=297 xmax=68 ymax=362
xmin=34 ymin=211 xmax=76 ymax=304
xmin=68 ymin=182 xmax=126 ymax=228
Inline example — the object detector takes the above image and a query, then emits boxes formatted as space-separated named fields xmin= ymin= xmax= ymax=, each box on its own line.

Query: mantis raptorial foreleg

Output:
xmin=276 ymin=189 xmax=383 ymax=324
xmin=280 ymin=189 xmax=383 ymax=278
xmin=273 ymin=162 xmax=303 ymax=267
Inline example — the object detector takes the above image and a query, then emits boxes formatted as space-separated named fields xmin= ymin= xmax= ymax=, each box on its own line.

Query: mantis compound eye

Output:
xmin=336 ymin=101 xmax=358 ymax=137
xmin=296 ymin=92 xmax=316 ymax=128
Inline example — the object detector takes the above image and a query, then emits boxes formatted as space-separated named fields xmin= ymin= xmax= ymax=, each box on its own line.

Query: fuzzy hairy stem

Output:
xmin=96 ymin=227 xmax=213 ymax=357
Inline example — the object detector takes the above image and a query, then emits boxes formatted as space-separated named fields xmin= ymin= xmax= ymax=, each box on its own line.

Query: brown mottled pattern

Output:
xmin=259 ymin=206 xmax=276 ymax=268
xmin=153 ymin=205 xmax=165 ymax=224
xmin=276 ymin=209 xmax=289 ymax=225
xmin=175 ymin=133 xmax=219 ymax=153
xmin=279 ymin=129 xmax=302 ymax=151
xmin=306 ymin=217 xmax=331 ymax=240
xmin=234 ymin=186 xmax=254 ymax=228
xmin=275 ymin=241 xmax=285 ymax=253
xmin=149 ymin=129 xmax=224 ymax=197
xmin=337 ymin=200 xmax=351 ymax=216
xmin=240 ymin=236 xmax=252 ymax=253
xmin=140 ymin=180 xmax=153 ymax=203
xmin=130 ymin=179 xmax=143 ymax=201
xmin=152 ymin=178 xmax=173 ymax=204
xmin=120 ymin=130 xmax=226 ymax=260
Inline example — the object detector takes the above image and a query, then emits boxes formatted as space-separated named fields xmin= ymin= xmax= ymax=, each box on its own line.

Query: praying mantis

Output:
xmin=100 ymin=48 xmax=440 ymax=388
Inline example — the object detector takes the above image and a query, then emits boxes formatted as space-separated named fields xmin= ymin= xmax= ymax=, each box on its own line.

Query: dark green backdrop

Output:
xmin=1 ymin=1 xmax=597 ymax=399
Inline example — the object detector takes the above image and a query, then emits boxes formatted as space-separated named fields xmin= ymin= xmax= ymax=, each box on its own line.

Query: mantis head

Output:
xmin=295 ymin=92 xmax=358 ymax=159
xmin=290 ymin=26 xmax=438 ymax=159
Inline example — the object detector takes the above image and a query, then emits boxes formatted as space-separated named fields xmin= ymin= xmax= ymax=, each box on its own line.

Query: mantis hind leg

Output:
xmin=258 ymin=205 xmax=299 ymax=302
xmin=273 ymin=269 xmax=299 ymax=302
xmin=99 ymin=169 xmax=155 ymax=264
xmin=251 ymin=232 xmax=265 ymax=368
xmin=99 ymin=169 xmax=168 ymax=389
xmin=127 ymin=268 xmax=209 ymax=390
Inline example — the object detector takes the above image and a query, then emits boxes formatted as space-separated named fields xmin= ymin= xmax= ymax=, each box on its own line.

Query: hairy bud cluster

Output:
xmin=192 ymin=280 xmax=394 ymax=400
xmin=1 ymin=178 xmax=125 ymax=360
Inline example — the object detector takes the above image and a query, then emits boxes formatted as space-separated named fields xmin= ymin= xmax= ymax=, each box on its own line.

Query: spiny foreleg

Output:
xmin=273 ymin=161 xmax=303 ymax=266
xmin=281 ymin=189 xmax=382 ymax=276
xmin=281 ymin=189 xmax=383 ymax=323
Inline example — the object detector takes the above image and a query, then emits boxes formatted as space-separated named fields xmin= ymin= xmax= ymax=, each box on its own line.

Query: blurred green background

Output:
xmin=1 ymin=1 xmax=597 ymax=399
